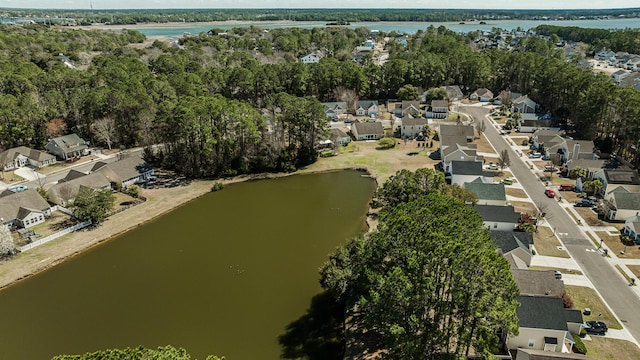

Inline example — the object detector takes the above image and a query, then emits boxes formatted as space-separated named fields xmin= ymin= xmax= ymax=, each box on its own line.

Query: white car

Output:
xmin=528 ymin=152 xmax=542 ymax=159
xmin=486 ymin=163 xmax=499 ymax=170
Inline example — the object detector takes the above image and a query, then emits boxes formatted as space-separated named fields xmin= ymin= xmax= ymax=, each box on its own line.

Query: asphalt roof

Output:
xmin=490 ymin=230 xmax=532 ymax=254
xmin=330 ymin=128 xmax=349 ymax=138
xmin=451 ymin=160 xmax=483 ymax=176
xmin=604 ymin=169 xmax=640 ymax=185
xmin=464 ymin=180 xmax=506 ymax=201
xmin=402 ymin=118 xmax=429 ymax=126
xmin=610 ymin=188 xmax=640 ymax=211
xmin=0 ymin=146 xmax=55 ymax=164
xmin=47 ymin=133 xmax=88 ymax=153
xmin=510 ymin=269 xmax=565 ymax=297
xmin=0 ymin=189 xmax=50 ymax=223
xmin=473 ymin=205 xmax=520 ymax=223
xmin=439 ymin=124 xmax=474 ymax=139
xmin=517 ymin=295 xmax=570 ymax=331
xmin=352 ymin=122 xmax=384 ymax=135
xmin=91 ymin=154 xmax=150 ymax=181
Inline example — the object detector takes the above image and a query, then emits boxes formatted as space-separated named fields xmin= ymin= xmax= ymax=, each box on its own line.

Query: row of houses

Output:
xmin=0 ymin=133 xmax=90 ymax=172
xmin=433 ymin=124 xmax=590 ymax=358
xmin=595 ymin=49 xmax=640 ymax=72
xmin=322 ymin=99 xmax=450 ymax=121
xmin=0 ymin=154 xmax=153 ymax=230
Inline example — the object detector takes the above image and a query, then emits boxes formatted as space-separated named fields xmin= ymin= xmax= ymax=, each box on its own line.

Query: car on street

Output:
xmin=501 ymin=178 xmax=514 ymax=185
xmin=584 ymin=321 xmax=608 ymax=335
xmin=529 ymin=152 xmax=542 ymax=159
xmin=559 ymin=184 xmax=576 ymax=191
xmin=544 ymin=189 xmax=556 ymax=198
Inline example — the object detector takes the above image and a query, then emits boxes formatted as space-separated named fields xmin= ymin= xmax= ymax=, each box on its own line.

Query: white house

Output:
xmin=624 ymin=216 xmax=640 ymax=243
xmin=355 ymin=100 xmax=378 ymax=117
xmin=0 ymin=189 xmax=52 ymax=229
xmin=470 ymin=88 xmax=493 ymax=102
xmin=0 ymin=146 xmax=56 ymax=171
xmin=351 ymin=122 xmax=384 ymax=141
xmin=401 ymin=118 xmax=429 ymax=138
xmin=594 ymin=169 xmax=640 ymax=197
xmin=300 ymin=52 xmax=322 ymax=64
xmin=473 ymin=204 xmax=520 ymax=231
xmin=45 ymin=133 xmax=89 ymax=160
xmin=512 ymin=95 xmax=537 ymax=114
xmin=604 ymin=187 xmax=640 ymax=221
xmin=330 ymin=128 xmax=351 ymax=146
xmin=426 ymin=99 xmax=449 ymax=119
xmin=449 ymin=161 xmax=492 ymax=187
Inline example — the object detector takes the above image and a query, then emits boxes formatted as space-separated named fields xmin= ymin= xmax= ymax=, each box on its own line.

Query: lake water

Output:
xmin=136 ymin=18 xmax=640 ymax=38
xmin=0 ymin=170 xmax=376 ymax=359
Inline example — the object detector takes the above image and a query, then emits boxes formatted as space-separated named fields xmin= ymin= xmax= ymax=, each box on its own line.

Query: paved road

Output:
xmin=460 ymin=105 xmax=640 ymax=343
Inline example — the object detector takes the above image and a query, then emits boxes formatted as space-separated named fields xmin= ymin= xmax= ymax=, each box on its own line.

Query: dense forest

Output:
xmin=1 ymin=23 xmax=639 ymax=176
xmin=1 ymin=8 xmax=640 ymax=25
xmin=534 ymin=25 xmax=640 ymax=54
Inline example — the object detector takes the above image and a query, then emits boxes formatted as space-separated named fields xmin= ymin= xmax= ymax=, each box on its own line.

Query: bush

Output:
xmin=211 ymin=182 xmax=224 ymax=192
xmin=572 ymin=334 xmax=587 ymax=354
xmin=580 ymin=328 xmax=587 ymax=338
xmin=561 ymin=293 xmax=574 ymax=309
xmin=127 ymin=185 xmax=139 ymax=198
xmin=377 ymin=137 xmax=396 ymax=150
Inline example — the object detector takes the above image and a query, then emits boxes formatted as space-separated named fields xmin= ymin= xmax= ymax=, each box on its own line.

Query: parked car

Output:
xmin=559 ymin=184 xmax=576 ymax=191
xmin=545 ymin=189 xmax=556 ymax=198
xmin=554 ymin=271 xmax=562 ymax=280
xmin=529 ymin=152 xmax=542 ymax=159
xmin=584 ymin=321 xmax=608 ymax=335
xmin=486 ymin=163 xmax=499 ymax=170
xmin=574 ymin=201 xmax=593 ymax=207
xmin=544 ymin=165 xmax=558 ymax=172
xmin=501 ymin=178 xmax=514 ymax=185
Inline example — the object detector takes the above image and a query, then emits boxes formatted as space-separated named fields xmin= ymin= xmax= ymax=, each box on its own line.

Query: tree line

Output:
xmin=1 ymin=23 xmax=639 ymax=174
xmin=534 ymin=25 xmax=640 ymax=54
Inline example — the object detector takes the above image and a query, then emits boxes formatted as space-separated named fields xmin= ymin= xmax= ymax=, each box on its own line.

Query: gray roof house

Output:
xmin=465 ymin=178 xmax=507 ymax=205
xmin=470 ymin=88 xmax=494 ymax=102
xmin=45 ymin=133 xmax=89 ymax=160
xmin=401 ymin=101 xmax=422 ymax=118
xmin=507 ymin=295 xmax=583 ymax=354
xmin=441 ymin=143 xmax=483 ymax=173
xmin=473 ymin=204 xmax=520 ymax=231
xmin=329 ymin=128 xmax=351 ymax=146
xmin=439 ymin=124 xmax=474 ymax=143
xmin=512 ymin=95 xmax=537 ymax=114
xmin=401 ymin=118 xmax=429 ymax=138
xmin=0 ymin=189 xmax=52 ymax=229
xmin=624 ymin=216 xmax=640 ymax=243
xmin=440 ymin=85 xmax=463 ymax=101
xmin=594 ymin=169 xmax=640 ymax=196
xmin=322 ymin=102 xmax=347 ymax=119
xmin=490 ymin=230 xmax=534 ymax=267
xmin=514 ymin=348 xmax=592 ymax=360
xmin=450 ymin=160 xmax=493 ymax=187
xmin=351 ymin=122 xmax=384 ymax=141
xmin=90 ymin=154 xmax=153 ymax=188
xmin=510 ymin=269 xmax=566 ymax=297
xmin=47 ymin=172 xmax=111 ymax=206
xmin=603 ymin=186 xmax=640 ymax=221
xmin=0 ymin=146 xmax=56 ymax=171
xmin=355 ymin=100 xmax=378 ymax=117
xmin=426 ymin=100 xmax=449 ymax=119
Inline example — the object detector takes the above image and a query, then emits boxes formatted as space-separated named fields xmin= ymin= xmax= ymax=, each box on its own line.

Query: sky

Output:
xmin=1 ymin=0 xmax=639 ymax=10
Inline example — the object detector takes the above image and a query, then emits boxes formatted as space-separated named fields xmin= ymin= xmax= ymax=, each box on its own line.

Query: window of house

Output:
xmin=493 ymin=223 xmax=498 ymax=228
xmin=528 ymin=339 xmax=535 ymax=348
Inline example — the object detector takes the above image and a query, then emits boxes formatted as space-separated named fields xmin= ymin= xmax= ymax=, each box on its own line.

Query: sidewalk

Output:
xmin=531 ymin=255 xmax=582 ymax=270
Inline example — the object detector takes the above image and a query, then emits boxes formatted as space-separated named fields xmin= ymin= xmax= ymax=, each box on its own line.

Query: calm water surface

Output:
xmin=136 ymin=18 xmax=640 ymax=38
xmin=0 ymin=170 xmax=375 ymax=359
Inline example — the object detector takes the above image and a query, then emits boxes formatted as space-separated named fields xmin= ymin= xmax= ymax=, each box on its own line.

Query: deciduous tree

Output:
xmin=498 ymin=149 xmax=511 ymax=170
xmin=0 ymin=224 xmax=16 ymax=257
xmin=72 ymin=188 xmax=115 ymax=224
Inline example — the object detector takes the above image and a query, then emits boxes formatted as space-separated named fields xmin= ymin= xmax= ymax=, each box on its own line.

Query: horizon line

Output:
xmin=2 ymin=7 xmax=640 ymax=11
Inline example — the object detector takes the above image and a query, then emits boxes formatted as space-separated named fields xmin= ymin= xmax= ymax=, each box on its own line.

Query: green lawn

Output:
xmin=533 ymin=226 xmax=570 ymax=258
xmin=584 ymin=336 xmax=640 ymax=360
xmin=565 ymin=285 xmax=622 ymax=330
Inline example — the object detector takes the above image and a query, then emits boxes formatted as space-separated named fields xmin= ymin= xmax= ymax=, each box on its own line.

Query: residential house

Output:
xmin=564 ymin=159 xmax=606 ymax=180
xmin=514 ymin=348 xmax=591 ymax=360
xmin=300 ymin=52 xmax=322 ymax=64
xmin=330 ymin=129 xmax=351 ymax=146
xmin=470 ymin=88 xmax=494 ymax=102
xmin=401 ymin=118 xmax=429 ymax=138
xmin=619 ymin=72 xmax=640 ymax=89
xmin=603 ymin=187 xmax=640 ymax=221
xmin=351 ymin=122 xmax=384 ymax=141
xmin=474 ymin=204 xmax=520 ymax=231
xmin=438 ymin=124 xmax=475 ymax=143
xmin=611 ymin=69 xmax=629 ymax=84
xmin=512 ymin=95 xmax=537 ymax=114
xmin=441 ymin=143 xmax=483 ymax=173
xmin=47 ymin=172 xmax=111 ymax=206
xmin=494 ymin=90 xmax=522 ymax=106
xmin=507 ymin=295 xmax=583 ymax=354
xmin=625 ymin=55 xmax=640 ymax=71
xmin=441 ymin=85 xmax=463 ymax=101
xmin=401 ymin=101 xmax=422 ymax=118
xmin=426 ymin=100 xmax=449 ymax=119
xmin=594 ymin=169 xmax=640 ymax=196
xmin=0 ymin=189 xmax=51 ymax=229
xmin=595 ymin=49 xmax=615 ymax=62
xmin=517 ymin=114 xmax=560 ymax=134
xmin=490 ymin=231 xmax=534 ymax=267
xmin=355 ymin=100 xmax=378 ymax=117
xmin=464 ymin=178 xmax=507 ymax=205
xmin=449 ymin=160 xmax=493 ymax=186
xmin=322 ymin=102 xmax=348 ymax=119
xmin=0 ymin=146 xmax=56 ymax=171
xmin=531 ymin=129 xmax=564 ymax=149
xmin=90 ymin=154 xmax=153 ymax=189
xmin=45 ymin=133 xmax=89 ymax=160
xmin=510 ymin=269 xmax=566 ymax=297
xmin=624 ymin=216 xmax=640 ymax=243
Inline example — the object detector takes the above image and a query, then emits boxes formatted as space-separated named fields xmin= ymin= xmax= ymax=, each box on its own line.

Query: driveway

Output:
xmin=14 ymin=167 xmax=46 ymax=182
xmin=460 ymin=105 xmax=640 ymax=344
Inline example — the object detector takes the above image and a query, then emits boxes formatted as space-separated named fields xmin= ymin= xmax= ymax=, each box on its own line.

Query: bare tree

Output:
xmin=0 ymin=224 xmax=15 ymax=256
xmin=92 ymin=117 xmax=116 ymax=150
xmin=476 ymin=118 xmax=486 ymax=139
xmin=333 ymin=86 xmax=358 ymax=115
xmin=57 ymin=183 xmax=75 ymax=207
xmin=497 ymin=149 xmax=511 ymax=169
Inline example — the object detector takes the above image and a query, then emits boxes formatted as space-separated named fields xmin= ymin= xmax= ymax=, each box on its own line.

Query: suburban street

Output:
xmin=460 ymin=105 xmax=640 ymax=343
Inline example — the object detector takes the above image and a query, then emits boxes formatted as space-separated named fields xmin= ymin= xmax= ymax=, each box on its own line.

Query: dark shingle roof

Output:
xmin=91 ymin=154 xmax=151 ymax=182
xmin=604 ymin=169 xmax=640 ymax=185
xmin=353 ymin=122 xmax=384 ymax=135
xmin=330 ymin=128 xmax=349 ymax=138
xmin=490 ymin=231 xmax=532 ymax=254
xmin=517 ymin=295 xmax=569 ymax=331
xmin=610 ymin=188 xmax=640 ymax=211
xmin=516 ymin=348 xmax=591 ymax=359
xmin=510 ymin=269 xmax=565 ymax=297
xmin=48 ymin=133 xmax=88 ymax=153
xmin=474 ymin=205 xmax=520 ymax=223
xmin=464 ymin=180 xmax=506 ymax=201
xmin=402 ymin=118 xmax=428 ymax=126
xmin=439 ymin=124 xmax=474 ymax=139
xmin=451 ymin=160 xmax=483 ymax=176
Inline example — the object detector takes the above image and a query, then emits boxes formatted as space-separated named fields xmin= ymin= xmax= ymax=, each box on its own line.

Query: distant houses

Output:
xmin=45 ymin=133 xmax=89 ymax=161
xmin=0 ymin=146 xmax=56 ymax=171
xmin=0 ymin=189 xmax=52 ymax=228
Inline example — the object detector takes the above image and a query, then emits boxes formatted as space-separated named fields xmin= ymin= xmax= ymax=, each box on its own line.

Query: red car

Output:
xmin=545 ymin=189 xmax=556 ymax=198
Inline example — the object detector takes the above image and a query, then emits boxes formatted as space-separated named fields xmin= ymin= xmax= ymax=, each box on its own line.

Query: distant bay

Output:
xmin=131 ymin=18 xmax=640 ymax=38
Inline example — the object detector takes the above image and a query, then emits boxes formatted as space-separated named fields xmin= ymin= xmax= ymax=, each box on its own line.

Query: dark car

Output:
xmin=585 ymin=321 xmax=608 ymax=335
xmin=574 ymin=201 xmax=593 ymax=207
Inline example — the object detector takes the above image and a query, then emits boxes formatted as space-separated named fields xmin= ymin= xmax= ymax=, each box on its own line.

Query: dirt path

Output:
xmin=0 ymin=141 xmax=440 ymax=290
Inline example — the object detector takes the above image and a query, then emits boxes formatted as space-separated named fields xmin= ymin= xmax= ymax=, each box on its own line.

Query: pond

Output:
xmin=0 ymin=170 xmax=376 ymax=359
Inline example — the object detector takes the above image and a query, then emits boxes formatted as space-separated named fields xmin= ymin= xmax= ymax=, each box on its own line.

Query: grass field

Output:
xmin=584 ymin=336 xmax=640 ymax=360
xmin=533 ymin=226 xmax=570 ymax=258
xmin=597 ymin=231 xmax=640 ymax=259
xmin=506 ymin=188 xmax=528 ymax=198
xmin=565 ymin=285 xmax=622 ymax=330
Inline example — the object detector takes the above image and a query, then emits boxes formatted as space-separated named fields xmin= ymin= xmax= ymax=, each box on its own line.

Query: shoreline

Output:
xmin=0 ymin=167 xmax=377 ymax=291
